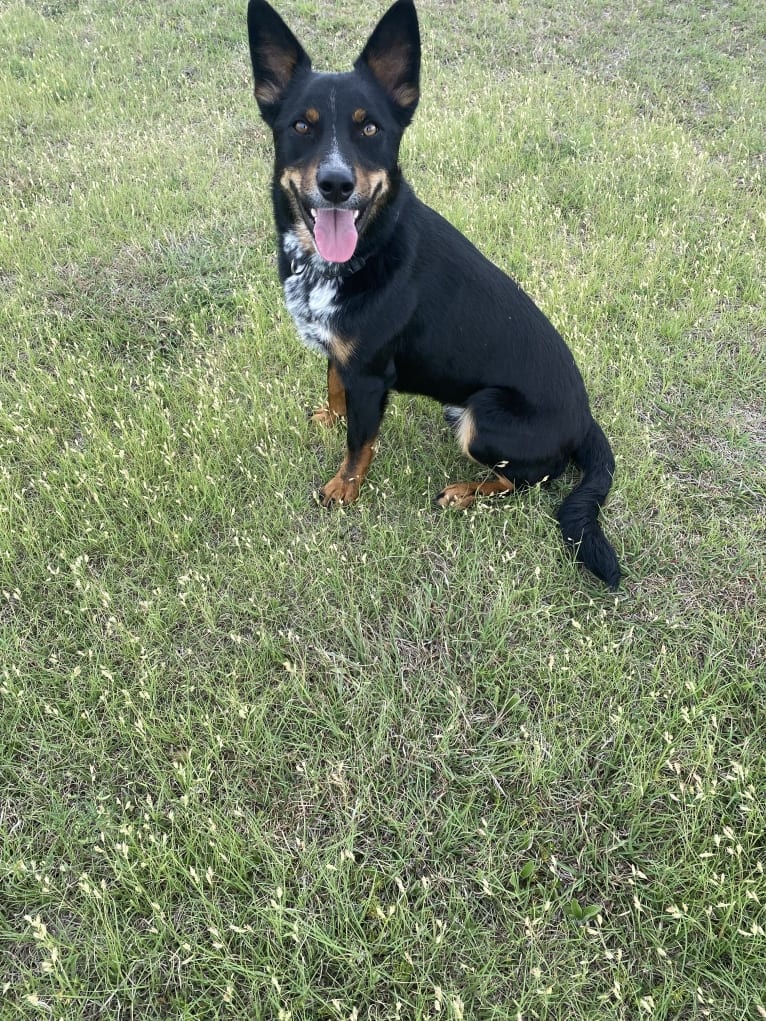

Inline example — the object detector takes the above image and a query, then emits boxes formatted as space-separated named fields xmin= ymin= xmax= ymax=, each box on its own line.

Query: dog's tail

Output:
xmin=556 ymin=418 xmax=620 ymax=589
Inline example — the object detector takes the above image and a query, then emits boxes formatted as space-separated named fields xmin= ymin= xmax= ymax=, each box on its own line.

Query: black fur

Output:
xmin=247 ymin=0 xmax=621 ymax=588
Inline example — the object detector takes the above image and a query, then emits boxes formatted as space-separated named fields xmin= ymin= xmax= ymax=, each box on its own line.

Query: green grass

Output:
xmin=1 ymin=0 xmax=764 ymax=1018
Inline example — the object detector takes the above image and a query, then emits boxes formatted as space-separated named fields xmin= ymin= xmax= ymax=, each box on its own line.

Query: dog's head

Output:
xmin=247 ymin=0 xmax=420 ymax=264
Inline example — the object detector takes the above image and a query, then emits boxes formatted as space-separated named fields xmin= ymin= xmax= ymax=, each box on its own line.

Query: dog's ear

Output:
xmin=247 ymin=0 xmax=311 ymax=125
xmin=355 ymin=0 xmax=420 ymax=123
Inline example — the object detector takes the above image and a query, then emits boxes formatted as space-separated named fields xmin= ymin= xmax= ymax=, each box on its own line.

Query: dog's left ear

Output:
xmin=355 ymin=0 xmax=420 ymax=123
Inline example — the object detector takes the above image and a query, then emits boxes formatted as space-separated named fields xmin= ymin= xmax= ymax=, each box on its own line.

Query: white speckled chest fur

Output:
xmin=281 ymin=230 xmax=340 ymax=357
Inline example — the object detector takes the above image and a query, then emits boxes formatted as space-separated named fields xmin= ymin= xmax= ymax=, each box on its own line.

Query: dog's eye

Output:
xmin=293 ymin=120 xmax=310 ymax=135
xmin=362 ymin=122 xmax=379 ymax=137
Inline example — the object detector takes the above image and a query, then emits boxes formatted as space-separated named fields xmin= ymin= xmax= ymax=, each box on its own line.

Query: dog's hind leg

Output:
xmin=437 ymin=391 xmax=569 ymax=508
xmin=440 ymin=392 xmax=620 ymax=587
xmin=436 ymin=401 xmax=516 ymax=509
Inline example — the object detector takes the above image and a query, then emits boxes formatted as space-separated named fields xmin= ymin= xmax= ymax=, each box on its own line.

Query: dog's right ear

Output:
xmin=247 ymin=0 xmax=311 ymax=125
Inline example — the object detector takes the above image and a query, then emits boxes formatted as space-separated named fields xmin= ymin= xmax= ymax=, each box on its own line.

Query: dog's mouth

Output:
xmin=307 ymin=206 xmax=362 ymax=263
xmin=290 ymin=182 xmax=381 ymax=264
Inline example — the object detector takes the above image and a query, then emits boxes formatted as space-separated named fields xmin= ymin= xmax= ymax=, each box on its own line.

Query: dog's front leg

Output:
xmin=319 ymin=376 xmax=388 ymax=507
xmin=311 ymin=361 xmax=347 ymax=428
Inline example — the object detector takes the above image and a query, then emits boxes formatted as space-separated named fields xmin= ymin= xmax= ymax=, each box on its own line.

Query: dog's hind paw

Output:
xmin=435 ymin=478 xmax=515 ymax=510
xmin=435 ymin=482 xmax=478 ymax=510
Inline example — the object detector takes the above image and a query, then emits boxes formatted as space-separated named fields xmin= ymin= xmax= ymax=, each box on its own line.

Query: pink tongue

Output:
xmin=314 ymin=208 xmax=358 ymax=263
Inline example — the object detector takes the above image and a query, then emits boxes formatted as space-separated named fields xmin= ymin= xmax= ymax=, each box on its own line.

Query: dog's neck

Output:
xmin=286 ymin=248 xmax=370 ymax=280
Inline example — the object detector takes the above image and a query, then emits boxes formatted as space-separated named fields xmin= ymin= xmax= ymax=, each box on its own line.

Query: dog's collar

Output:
xmin=289 ymin=252 xmax=369 ymax=279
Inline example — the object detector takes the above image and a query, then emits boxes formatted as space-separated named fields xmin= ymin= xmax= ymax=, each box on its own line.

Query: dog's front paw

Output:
xmin=310 ymin=405 xmax=343 ymax=429
xmin=319 ymin=473 xmax=361 ymax=507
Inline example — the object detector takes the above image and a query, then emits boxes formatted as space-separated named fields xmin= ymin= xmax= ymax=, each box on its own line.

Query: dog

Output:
xmin=247 ymin=0 xmax=621 ymax=588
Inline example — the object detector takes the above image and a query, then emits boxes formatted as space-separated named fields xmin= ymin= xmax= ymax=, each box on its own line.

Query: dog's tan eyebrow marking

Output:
xmin=305 ymin=107 xmax=320 ymax=123
xmin=352 ymin=108 xmax=367 ymax=124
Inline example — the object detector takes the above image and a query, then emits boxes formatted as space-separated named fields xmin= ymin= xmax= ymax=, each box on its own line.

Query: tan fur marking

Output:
xmin=279 ymin=166 xmax=318 ymax=253
xmin=327 ymin=332 xmax=356 ymax=368
xmin=280 ymin=161 xmax=323 ymax=198
xmin=305 ymin=107 xmax=320 ymax=124
xmin=364 ymin=169 xmax=390 ymax=197
xmin=354 ymin=168 xmax=390 ymax=232
xmin=311 ymin=363 xmax=347 ymax=427
xmin=366 ymin=51 xmax=417 ymax=107
xmin=352 ymin=107 xmax=367 ymax=124
xmin=392 ymin=84 xmax=419 ymax=108
xmin=254 ymin=80 xmax=284 ymax=105
xmin=326 ymin=362 xmax=346 ymax=415
xmin=279 ymin=166 xmax=301 ymax=193
xmin=255 ymin=44 xmax=298 ymax=100
xmin=454 ymin=407 xmax=477 ymax=458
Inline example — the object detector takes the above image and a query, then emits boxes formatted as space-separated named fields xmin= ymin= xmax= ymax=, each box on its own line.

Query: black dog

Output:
xmin=247 ymin=0 xmax=621 ymax=587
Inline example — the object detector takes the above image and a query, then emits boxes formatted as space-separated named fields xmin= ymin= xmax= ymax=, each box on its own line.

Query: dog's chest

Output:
xmin=281 ymin=234 xmax=340 ymax=357
xmin=283 ymin=271 xmax=340 ymax=356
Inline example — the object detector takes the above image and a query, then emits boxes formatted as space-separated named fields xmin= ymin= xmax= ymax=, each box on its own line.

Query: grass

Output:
xmin=0 ymin=0 xmax=764 ymax=1017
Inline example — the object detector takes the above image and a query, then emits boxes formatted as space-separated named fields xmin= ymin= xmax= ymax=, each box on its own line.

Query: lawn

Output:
xmin=0 ymin=0 xmax=764 ymax=1018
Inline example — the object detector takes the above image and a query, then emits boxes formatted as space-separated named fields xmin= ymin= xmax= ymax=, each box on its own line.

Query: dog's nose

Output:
xmin=317 ymin=164 xmax=355 ymax=203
